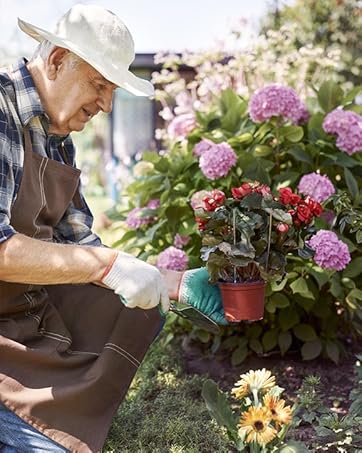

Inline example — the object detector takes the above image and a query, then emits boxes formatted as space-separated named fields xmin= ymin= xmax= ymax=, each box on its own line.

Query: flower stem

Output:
xmin=265 ymin=211 xmax=273 ymax=273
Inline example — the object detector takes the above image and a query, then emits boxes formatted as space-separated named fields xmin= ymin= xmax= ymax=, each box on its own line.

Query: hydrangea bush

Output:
xmin=114 ymin=78 xmax=361 ymax=364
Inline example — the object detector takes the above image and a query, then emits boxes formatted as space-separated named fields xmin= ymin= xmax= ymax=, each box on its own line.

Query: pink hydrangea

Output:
xmin=173 ymin=234 xmax=191 ymax=249
xmin=297 ymin=172 xmax=335 ymax=203
xmin=147 ymin=199 xmax=160 ymax=209
xmin=157 ymin=246 xmax=189 ymax=271
xmin=307 ymin=230 xmax=351 ymax=271
xmin=193 ymin=139 xmax=214 ymax=157
xmin=249 ymin=84 xmax=309 ymax=125
xmin=126 ymin=207 xmax=154 ymax=229
xmin=322 ymin=109 xmax=362 ymax=155
xmin=190 ymin=190 xmax=211 ymax=210
xmin=167 ymin=113 xmax=197 ymax=140
xmin=199 ymin=142 xmax=237 ymax=180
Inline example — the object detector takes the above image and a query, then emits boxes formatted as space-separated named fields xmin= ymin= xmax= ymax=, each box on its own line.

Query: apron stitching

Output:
xmin=103 ymin=345 xmax=139 ymax=367
xmin=104 ymin=343 xmax=140 ymax=366
xmin=66 ymin=350 xmax=100 ymax=356
xmin=32 ymin=158 xmax=48 ymax=238
xmin=38 ymin=329 xmax=72 ymax=344
xmin=23 ymin=293 xmax=42 ymax=323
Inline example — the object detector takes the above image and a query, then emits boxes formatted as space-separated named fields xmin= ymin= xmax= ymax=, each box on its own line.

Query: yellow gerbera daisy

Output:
xmin=233 ymin=368 xmax=276 ymax=394
xmin=263 ymin=394 xmax=293 ymax=426
xmin=231 ymin=381 xmax=249 ymax=400
xmin=238 ymin=406 xmax=277 ymax=446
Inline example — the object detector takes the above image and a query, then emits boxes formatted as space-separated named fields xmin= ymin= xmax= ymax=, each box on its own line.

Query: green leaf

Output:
xmin=112 ymin=229 xmax=137 ymax=248
xmin=301 ymin=338 xmax=322 ymax=360
xmin=293 ymin=324 xmax=318 ymax=342
xmin=344 ymin=167 xmax=359 ymax=200
xmin=290 ymin=277 xmax=314 ymax=299
xmin=278 ymin=331 xmax=292 ymax=356
xmin=317 ymin=81 xmax=344 ymax=112
xmin=201 ymin=380 xmax=238 ymax=434
xmin=326 ymin=340 xmax=340 ymax=364
xmin=278 ymin=440 xmax=310 ymax=453
xmin=280 ymin=125 xmax=304 ymax=143
xmin=249 ymin=338 xmax=263 ymax=354
xmin=287 ymin=145 xmax=313 ymax=165
xmin=343 ymin=257 xmax=362 ymax=278
xmin=219 ymin=89 xmax=247 ymax=132
xmin=270 ymin=293 xmax=290 ymax=308
xmin=264 ymin=208 xmax=293 ymax=224
xmin=262 ymin=329 xmax=278 ymax=352
xmin=253 ymin=144 xmax=273 ymax=157
xmin=279 ymin=307 xmax=300 ymax=331
xmin=343 ymin=85 xmax=362 ymax=105
xmin=231 ymin=345 xmax=248 ymax=365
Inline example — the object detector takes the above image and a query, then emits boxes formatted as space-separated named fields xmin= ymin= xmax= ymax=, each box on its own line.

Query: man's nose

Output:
xmin=97 ymin=89 xmax=114 ymax=113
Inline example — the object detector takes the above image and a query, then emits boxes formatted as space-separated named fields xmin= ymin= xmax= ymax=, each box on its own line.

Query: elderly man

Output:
xmin=0 ymin=4 xmax=226 ymax=453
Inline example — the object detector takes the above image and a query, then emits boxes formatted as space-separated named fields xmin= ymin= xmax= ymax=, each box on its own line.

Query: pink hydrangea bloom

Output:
xmin=167 ymin=113 xmax=197 ymax=140
xmin=190 ymin=190 xmax=211 ymax=210
xmin=199 ymin=142 xmax=237 ymax=180
xmin=322 ymin=109 xmax=362 ymax=155
xmin=249 ymin=84 xmax=309 ymax=125
xmin=157 ymin=246 xmax=189 ymax=271
xmin=147 ymin=199 xmax=160 ymax=209
xmin=174 ymin=233 xmax=191 ymax=249
xmin=307 ymin=230 xmax=351 ymax=271
xmin=193 ymin=139 xmax=214 ymax=157
xmin=297 ymin=172 xmax=335 ymax=203
xmin=126 ymin=207 xmax=154 ymax=229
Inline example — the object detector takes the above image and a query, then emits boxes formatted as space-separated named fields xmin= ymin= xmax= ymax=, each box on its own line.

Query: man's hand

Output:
xmin=160 ymin=267 xmax=228 ymax=325
xmin=102 ymin=251 xmax=170 ymax=312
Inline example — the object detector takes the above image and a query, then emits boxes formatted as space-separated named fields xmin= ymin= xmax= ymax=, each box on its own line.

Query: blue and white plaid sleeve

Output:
xmin=0 ymin=108 xmax=19 ymax=244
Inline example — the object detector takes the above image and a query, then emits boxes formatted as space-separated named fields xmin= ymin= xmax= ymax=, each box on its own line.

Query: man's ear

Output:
xmin=46 ymin=47 xmax=70 ymax=80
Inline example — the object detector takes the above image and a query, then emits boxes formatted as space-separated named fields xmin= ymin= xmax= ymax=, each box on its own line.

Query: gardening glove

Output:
xmin=178 ymin=267 xmax=228 ymax=326
xmin=102 ymin=251 xmax=170 ymax=312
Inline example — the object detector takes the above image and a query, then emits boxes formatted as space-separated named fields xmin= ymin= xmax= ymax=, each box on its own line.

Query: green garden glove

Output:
xmin=178 ymin=268 xmax=229 ymax=326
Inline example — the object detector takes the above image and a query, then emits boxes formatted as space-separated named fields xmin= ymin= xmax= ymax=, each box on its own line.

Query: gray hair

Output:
xmin=30 ymin=39 xmax=83 ymax=68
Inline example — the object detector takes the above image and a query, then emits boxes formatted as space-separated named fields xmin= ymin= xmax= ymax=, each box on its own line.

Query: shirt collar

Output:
xmin=10 ymin=58 xmax=48 ymax=127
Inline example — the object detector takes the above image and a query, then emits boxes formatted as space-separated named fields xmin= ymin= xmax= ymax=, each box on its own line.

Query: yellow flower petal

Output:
xmin=263 ymin=394 xmax=293 ymax=426
xmin=238 ymin=406 xmax=277 ymax=446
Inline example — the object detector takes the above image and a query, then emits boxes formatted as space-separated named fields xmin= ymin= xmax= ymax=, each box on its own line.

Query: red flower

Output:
xmin=279 ymin=187 xmax=301 ymax=205
xmin=202 ymin=189 xmax=225 ymax=211
xmin=276 ymin=223 xmax=289 ymax=233
xmin=195 ymin=217 xmax=208 ymax=231
xmin=296 ymin=202 xmax=313 ymax=224
xmin=231 ymin=183 xmax=252 ymax=199
xmin=255 ymin=184 xmax=271 ymax=196
xmin=304 ymin=196 xmax=323 ymax=217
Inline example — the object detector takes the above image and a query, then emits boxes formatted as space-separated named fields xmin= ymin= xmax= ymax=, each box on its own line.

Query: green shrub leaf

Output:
xmin=293 ymin=324 xmax=318 ymax=341
xmin=301 ymin=338 xmax=322 ymax=360
xmin=317 ymin=81 xmax=344 ymax=112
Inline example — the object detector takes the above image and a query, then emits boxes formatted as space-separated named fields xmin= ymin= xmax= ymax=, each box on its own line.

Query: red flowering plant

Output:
xmin=193 ymin=181 xmax=323 ymax=284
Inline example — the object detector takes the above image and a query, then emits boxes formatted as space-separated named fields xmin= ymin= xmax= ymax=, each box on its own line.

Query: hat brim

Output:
xmin=18 ymin=18 xmax=154 ymax=97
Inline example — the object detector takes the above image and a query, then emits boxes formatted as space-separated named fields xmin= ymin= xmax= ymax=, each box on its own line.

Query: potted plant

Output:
xmin=192 ymin=181 xmax=323 ymax=322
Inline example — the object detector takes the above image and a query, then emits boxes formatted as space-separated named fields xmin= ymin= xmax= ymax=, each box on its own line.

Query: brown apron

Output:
xmin=0 ymin=127 xmax=163 ymax=452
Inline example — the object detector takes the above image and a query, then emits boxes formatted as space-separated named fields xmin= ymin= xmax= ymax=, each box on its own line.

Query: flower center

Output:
xmin=254 ymin=420 xmax=264 ymax=431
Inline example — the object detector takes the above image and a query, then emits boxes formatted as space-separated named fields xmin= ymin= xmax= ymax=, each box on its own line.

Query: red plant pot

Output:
xmin=218 ymin=280 xmax=266 ymax=322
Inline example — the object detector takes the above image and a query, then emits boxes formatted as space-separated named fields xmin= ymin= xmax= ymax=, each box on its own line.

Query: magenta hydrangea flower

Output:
xmin=322 ymin=109 xmax=362 ymax=155
xmin=297 ymin=172 xmax=335 ymax=203
xmin=249 ymin=84 xmax=309 ymax=125
xmin=173 ymin=233 xmax=191 ymax=249
xmin=167 ymin=113 xmax=197 ymax=140
xmin=147 ymin=199 xmax=160 ymax=209
xmin=193 ymin=139 xmax=214 ymax=157
xmin=307 ymin=230 xmax=351 ymax=271
xmin=199 ymin=142 xmax=237 ymax=180
xmin=126 ymin=207 xmax=154 ymax=229
xmin=190 ymin=190 xmax=211 ymax=210
xmin=157 ymin=246 xmax=189 ymax=271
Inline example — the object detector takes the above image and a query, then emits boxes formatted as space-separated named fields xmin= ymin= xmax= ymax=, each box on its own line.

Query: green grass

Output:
xmin=103 ymin=336 xmax=232 ymax=453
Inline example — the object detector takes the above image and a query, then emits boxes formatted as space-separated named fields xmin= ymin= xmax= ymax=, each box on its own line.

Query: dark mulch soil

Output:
xmin=181 ymin=337 xmax=361 ymax=448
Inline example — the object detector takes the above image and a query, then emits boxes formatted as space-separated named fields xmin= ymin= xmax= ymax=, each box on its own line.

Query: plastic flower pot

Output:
xmin=218 ymin=280 xmax=266 ymax=322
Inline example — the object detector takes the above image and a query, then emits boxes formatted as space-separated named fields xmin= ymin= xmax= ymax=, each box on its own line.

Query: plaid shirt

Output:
xmin=0 ymin=59 xmax=102 ymax=246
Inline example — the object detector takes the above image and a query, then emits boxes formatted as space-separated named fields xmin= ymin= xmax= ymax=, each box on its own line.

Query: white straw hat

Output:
xmin=18 ymin=4 xmax=154 ymax=97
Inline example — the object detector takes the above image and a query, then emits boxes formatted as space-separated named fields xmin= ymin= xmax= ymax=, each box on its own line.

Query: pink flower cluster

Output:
xmin=126 ymin=199 xmax=160 ymax=229
xmin=196 ymin=140 xmax=237 ymax=180
xmin=297 ymin=172 xmax=335 ymax=203
xmin=167 ymin=113 xmax=197 ymax=140
xmin=173 ymin=233 xmax=191 ymax=249
xmin=190 ymin=190 xmax=211 ymax=210
xmin=307 ymin=230 xmax=351 ymax=271
xmin=157 ymin=246 xmax=188 ymax=271
xmin=249 ymin=84 xmax=309 ymax=125
xmin=322 ymin=109 xmax=362 ymax=155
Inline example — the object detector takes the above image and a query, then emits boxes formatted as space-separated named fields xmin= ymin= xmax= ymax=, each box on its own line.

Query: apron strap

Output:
xmin=59 ymin=142 xmax=83 ymax=209
xmin=23 ymin=126 xmax=33 ymax=153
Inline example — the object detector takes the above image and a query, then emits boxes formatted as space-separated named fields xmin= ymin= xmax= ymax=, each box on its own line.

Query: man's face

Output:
xmin=43 ymin=49 xmax=117 ymax=135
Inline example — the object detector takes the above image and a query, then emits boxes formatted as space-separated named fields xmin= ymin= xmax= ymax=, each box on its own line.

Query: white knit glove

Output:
xmin=102 ymin=252 xmax=170 ymax=312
